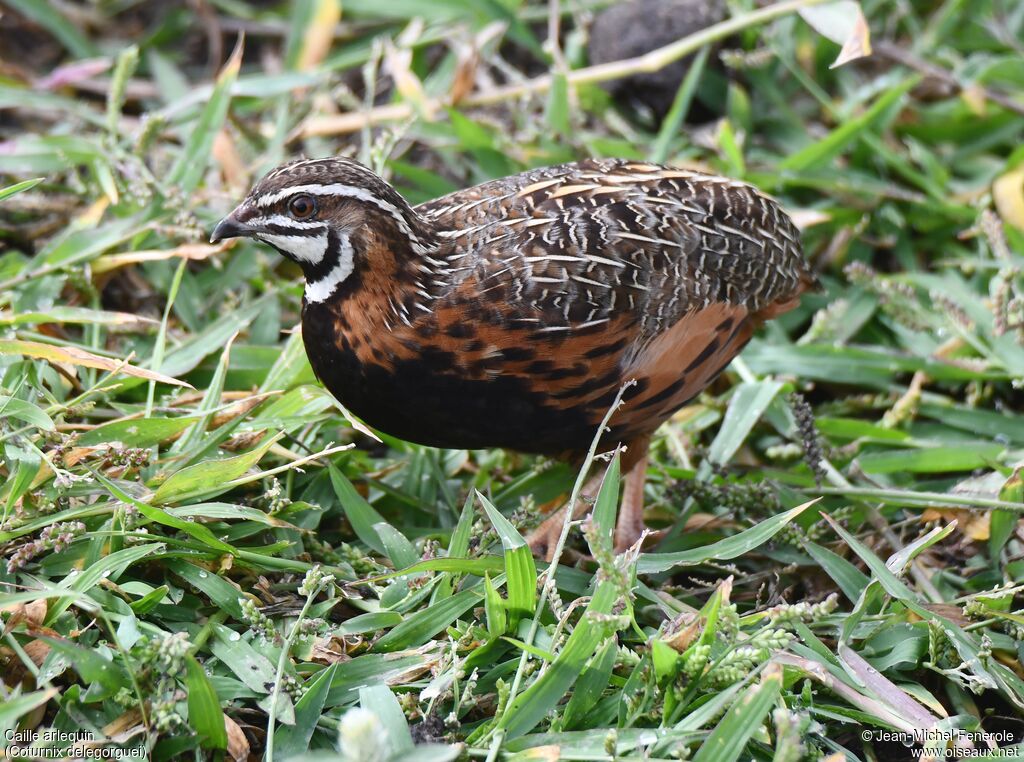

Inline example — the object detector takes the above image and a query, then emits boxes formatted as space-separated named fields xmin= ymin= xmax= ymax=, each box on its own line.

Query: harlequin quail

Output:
xmin=211 ymin=157 xmax=816 ymax=556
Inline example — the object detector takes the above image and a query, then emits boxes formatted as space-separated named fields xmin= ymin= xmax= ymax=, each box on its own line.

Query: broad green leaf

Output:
xmin=0 ymin=306 xmax=157 ymax=328
xmin=650 ymin=46 xmax=709 ymax=164
xmin=0 ymin=395 xmax=54 ymax=431
xmin=152 ymin=435 xmax=278 ymax=504
xmin=328 ymin=463 xmax=387 ymax=555
xmin=991 ymin=469 xmax=1022 ymax=559
xmin=545 ymin=71 xmax=570 ymax=136
xmin=358 ymin=685 xmax=413 ymax=756
xmin=41 ymin=637 xmax=131 ymax=698
xmin=0 ymin=689 xmax=56 ymax=728
xmin=499 ymin=578 xmax=619 ymax=739
xmin=562 ymin=636 xmax=618 ymax=730
xmin=744 ymin=340 xmax=1001 ymax=385
xmin=375 ymin=521 xmax=419 ymax=570
xmin=2 ymin=444 xmax=41 ymax=517
xmin=781 ymin=77 xmax=916 ymax=172
xmin=165 ymin=560 xmax=245 ymax=619
xmin=77 ymin=416 xmax=200 ymax=448
xmin=170 ymin=336 xmax=233 ymax=456
xmin=368 ymin=556 xmax=504 ymax=582
xmin=591 ymin=452 xmax=621 ymax=546
xmin=434 ymin=492 xmax=476 ymax=601
xmin=46 ymin=543 xmax=165 ymax=625
xmin=857 ymin=444 xmax=1003 ymax=474
xmin=483 ymin=573 xmax=507 ymax=637
xmin=804 ymin=540 xmax=869 ymax=603
xmin=211 ymin=625 xmax=278 ymax=693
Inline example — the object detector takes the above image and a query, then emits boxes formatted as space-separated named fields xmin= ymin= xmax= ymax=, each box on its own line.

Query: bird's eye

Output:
xmin=288 ymin=195 xmax=317 ymax=220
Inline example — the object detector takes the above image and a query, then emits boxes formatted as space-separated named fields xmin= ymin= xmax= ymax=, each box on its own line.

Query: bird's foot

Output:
xmin=526 ymin=475 xmax=603 ymax=561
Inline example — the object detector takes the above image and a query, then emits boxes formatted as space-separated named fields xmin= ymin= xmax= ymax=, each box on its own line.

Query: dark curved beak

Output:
xmin=210 ymin=212 xmax=254 ymax=244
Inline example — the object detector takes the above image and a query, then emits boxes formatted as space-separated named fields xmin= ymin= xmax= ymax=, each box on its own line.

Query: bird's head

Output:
xmin=211 ymin=158 xmax=435 ymax=303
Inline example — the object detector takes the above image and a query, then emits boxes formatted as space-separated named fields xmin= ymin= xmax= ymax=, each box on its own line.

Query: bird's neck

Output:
xmin=303 ymin=218 xmax=455 ymax=330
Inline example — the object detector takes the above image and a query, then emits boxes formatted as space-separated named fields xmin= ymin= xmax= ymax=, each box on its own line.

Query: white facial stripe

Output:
xmin=257 ymin=183 xmax=385 ymax=208
xmin=255 ymin=183 xmax=427 ymax=251
xmin=258 ymin=233 xmax=328 ymax=265
xmin=257 ymin=214 xmax=323 ymax=230
xmin=304 ymin=234 xmax=355 ymax=303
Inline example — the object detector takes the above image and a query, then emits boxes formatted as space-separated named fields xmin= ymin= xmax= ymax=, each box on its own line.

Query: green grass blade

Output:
xmin=167 ymin=39 xmax=243 ymax=194
xmin=94 ymin=471 xmax=235 ymax=554
xmin=274 ymin=663 xmax=340 ymax=757
xmin=0 ymin=177 xmax=43 ymax=202
xmin=707 ymin=380 xmax=785 ymax=466
xmin=185 ymin=655 xmax=228 ymax=751
xmin=691 ymin=665 xmax=782 ymax=762
xmin=372 ymin=587 xmax=482 ymax=653
xmin=328 ymin=463 xmax=388 ymax=555
xmin=477 ymin=491 xmax=537 ymax=625
xmin=638 ymin=500 xmax=816 ymax=573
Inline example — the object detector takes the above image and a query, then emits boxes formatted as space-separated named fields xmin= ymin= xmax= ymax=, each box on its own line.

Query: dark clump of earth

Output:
xmin=588 ymin=0 xmax=727 ymax=122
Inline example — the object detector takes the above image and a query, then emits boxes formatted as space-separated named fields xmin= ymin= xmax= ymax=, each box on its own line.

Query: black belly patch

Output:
xmin=303 ymin=323 xmax=599 ymax=456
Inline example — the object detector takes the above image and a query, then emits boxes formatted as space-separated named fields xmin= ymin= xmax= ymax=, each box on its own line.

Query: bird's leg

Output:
xmin=614 ymin=443 xmax=650 ymax=552
xmin=526 ymin=473 xmax=603 ymax=561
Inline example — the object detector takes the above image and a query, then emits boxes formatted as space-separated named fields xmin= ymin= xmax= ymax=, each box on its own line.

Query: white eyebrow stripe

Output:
xmin=255 ymin=183 xmax=430 ymax=252
xmin=257 ymin=183 xmax=389 ymax=208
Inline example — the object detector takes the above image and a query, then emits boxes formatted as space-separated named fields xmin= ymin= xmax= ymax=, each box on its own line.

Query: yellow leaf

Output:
xmin=213 ymin=130 xmax=249 ymax=193
xmin=76 ymin=197 xmax=109 ymax=227
xmin=961 ymin=84 xmax=988 ymax=116
xmin=297 ymin=0 xmax=342 ymax=72
xmin=386 ymin=38 xmax=435 ymax=120
xmin=0 ymin=340 xmax=192 ymax=388
xmin=920 ymin=508 xmax=990 ymax=541
xmin=93 ymin=241 xmax=229 ymax=274
xmin=994 ymin=164 xmax=1024 ymax=230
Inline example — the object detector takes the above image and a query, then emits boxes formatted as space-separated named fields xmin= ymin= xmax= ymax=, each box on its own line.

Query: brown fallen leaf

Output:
xmin=0 ymin=339 xmax=192 ymax=388
xmin=910 ymin=603 xmax=971 ymax=627
xmin=311 ymin=634 xmax=359 ymax=664
xmin=92 ymin=241 xmax=231 ymax=274
xmin=224 ymin=714 xmax=250 ymax=762
xmin=213 ymin=130 xmax=249 ymax=193
xmin=450 ymin=41 xmax=479 ymax=105
xmin=385 ymin=36 xmax=435 ymax=120
xmin=1 ymin=599 xmax=48 ymax=633
xmin=920 ymin=508 xmax=990 ymax=542
xmin=663 ymin=611 xmax=702 ymax=653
